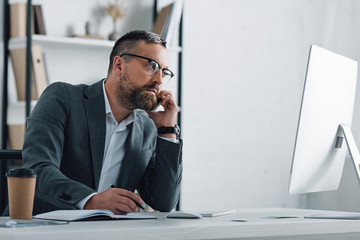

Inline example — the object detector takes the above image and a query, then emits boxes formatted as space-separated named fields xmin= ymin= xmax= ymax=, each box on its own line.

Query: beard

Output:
xmin=116 ymin=74 xmax=159 ymax=111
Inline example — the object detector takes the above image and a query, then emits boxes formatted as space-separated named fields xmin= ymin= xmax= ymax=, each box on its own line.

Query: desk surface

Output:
xmin=2 ymin=208 xmax=360 ymax=240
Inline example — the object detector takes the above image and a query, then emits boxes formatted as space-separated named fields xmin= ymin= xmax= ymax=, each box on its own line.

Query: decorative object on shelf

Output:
xmin=106 ymin=0 xmax=126 ymax=41
xmin=72 ymin=22 xmax=105 ymax=40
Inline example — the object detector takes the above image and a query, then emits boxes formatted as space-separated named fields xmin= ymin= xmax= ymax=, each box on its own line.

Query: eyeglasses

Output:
xmin=120 ymin=53 xmax=174 ymax=83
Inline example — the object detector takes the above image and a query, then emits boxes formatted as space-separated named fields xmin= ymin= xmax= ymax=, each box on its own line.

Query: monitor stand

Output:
xmin=339 ymin=124 xmax=360 ymax=181
xmin=306 ymin=124 xmax=360 ymax=220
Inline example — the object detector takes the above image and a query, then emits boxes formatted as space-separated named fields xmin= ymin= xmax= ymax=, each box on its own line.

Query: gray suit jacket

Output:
xmin=22 ymin=80 xmax=182 ymax=215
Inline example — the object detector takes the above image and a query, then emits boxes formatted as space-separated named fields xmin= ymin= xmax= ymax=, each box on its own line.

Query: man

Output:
xmin=21 ymin=30 xmax=182 ymax=215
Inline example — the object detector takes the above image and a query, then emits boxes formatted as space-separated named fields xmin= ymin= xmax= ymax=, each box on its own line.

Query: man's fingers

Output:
xmin=108 ymin=196 xmax=139 ymax=214
xmin=158 ymin=90 xmax=172 ymax=99
xmin=116 ymin=196 xmax=139 ymax=211
xmin=112 ymin=188 xmax=143 ymax=205
xmin=113 ymin=204 xmax=138 ymax=214
xmin=109 ymin=188 xmax=143 ymax=213
xmin=84 ymin=188 xmax=143 ymax=214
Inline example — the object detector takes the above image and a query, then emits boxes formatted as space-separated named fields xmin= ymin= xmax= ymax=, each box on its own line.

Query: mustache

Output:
xmin=143 ymin=83 xmax=159 ymax=92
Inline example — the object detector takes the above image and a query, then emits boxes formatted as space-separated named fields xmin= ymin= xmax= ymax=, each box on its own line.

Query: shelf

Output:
xmin=9 ymin=35 xmax=115 ymax=50
xmin=9 ymin=35 xmax=182 ymax=52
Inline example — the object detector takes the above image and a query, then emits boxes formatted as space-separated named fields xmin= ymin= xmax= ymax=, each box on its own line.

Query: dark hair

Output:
xmin=107 ymin=30 xmax=167 ymax=74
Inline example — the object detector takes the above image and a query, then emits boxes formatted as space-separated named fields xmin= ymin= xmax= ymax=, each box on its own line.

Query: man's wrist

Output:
xmin=78 ymin=192 xmax=98 ymax=209
xmin=158 ymin=125 xmax=180 ymax=139
xmin=158 ymin=133 xmax=177 ymax=139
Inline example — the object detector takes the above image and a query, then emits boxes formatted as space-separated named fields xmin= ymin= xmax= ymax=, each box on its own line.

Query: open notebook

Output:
xmin=33 ymin=210 xmax=157 ymax=221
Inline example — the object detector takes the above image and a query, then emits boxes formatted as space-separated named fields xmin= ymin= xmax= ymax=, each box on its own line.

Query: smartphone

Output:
xmin=151 ymin=97 xmax=163 ymax=112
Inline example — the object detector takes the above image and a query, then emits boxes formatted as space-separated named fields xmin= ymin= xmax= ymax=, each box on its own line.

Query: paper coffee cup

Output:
xmin=6 ymin=168 xmax=36 ymax=220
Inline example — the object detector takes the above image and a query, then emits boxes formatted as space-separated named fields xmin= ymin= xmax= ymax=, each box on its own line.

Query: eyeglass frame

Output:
xmin=120 ymin=53 xmax=175 ymax=81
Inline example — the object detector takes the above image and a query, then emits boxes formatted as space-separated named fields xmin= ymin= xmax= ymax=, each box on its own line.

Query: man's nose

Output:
xmin=151 ymin=70 xmax=163 ymax=85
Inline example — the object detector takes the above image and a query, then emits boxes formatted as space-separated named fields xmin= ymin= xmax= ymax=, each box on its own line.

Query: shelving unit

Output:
xmin=9 ymin=35 xmax=115 ymax=49
xmin=9 ymin=34 xmax=182 ymax=53
xmin=0 ymin=0 xmax=11 ymax=214
xmin=1 ymin=0 xmax=183 ymax=212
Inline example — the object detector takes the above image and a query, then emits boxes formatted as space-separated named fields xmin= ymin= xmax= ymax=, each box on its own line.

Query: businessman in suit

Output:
xmin=21 ymin=30 xmax=182 ymax=215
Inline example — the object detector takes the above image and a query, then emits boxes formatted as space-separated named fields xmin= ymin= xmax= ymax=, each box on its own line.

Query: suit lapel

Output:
xmin=83 ymin=80 xmax=106 ymax=190
xmin=117 ymin=111 xmax=144 ymax=189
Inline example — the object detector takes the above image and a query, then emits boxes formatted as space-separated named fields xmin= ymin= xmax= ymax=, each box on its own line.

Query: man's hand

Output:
xmin=84 ymin=188 xmax=144 ymax=215
xmin=148 ymin=90 xmax=178 ymax=129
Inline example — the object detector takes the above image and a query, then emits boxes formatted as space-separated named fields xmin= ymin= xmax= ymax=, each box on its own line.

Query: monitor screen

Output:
xmin=289 ymin=45 xmax=358 ymax=194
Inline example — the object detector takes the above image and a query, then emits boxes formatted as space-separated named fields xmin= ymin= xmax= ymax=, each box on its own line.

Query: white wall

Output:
xmin=181 ymin=0 xmax=360 ymax=212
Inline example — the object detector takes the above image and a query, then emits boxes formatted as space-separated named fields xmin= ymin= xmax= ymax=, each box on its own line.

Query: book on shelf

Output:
xmin=10 ymin=3 xmax=46 ymax=38
xmin=33 ymin=5 xmax=46 ymax=35
xmin=10 ymin=45 xmax=48 ymax=101
xmin=31 ymin=45 xmax=48 ymax=95
xmin=33 ymin=210 xmax=157 ymax=222
xmin=152 ymin=0 xmax=184 ymax=44
xmin=10 ymin=3 xmax=34 ymax=38
xmin=42 ymin=53 xmax=50 ymax=86
xmin=152 ymin=3 xmax=174 ymax=40
xmin=8 ymin=124 xmax=25 ymax=150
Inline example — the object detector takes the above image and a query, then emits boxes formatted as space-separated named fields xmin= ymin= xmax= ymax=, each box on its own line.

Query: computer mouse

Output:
xmin=165 ymin=211 xmax=202 ymax=219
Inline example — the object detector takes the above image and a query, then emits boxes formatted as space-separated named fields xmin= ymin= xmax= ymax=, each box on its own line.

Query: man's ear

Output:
xmin=113 ymin=56 xmax=122 ymax=75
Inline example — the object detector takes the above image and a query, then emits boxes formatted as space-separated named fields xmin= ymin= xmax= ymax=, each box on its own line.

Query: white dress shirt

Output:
xmin=77 ymin=81 xmax=133 ymax=208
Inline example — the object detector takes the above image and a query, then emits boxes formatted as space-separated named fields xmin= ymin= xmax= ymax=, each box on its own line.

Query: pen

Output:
xmin=110 ymin=184 xmax=145 ymax=210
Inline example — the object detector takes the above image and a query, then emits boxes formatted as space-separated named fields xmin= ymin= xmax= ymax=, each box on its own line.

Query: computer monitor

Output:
xmin=289 ymin=45 xmax=359 ymax=195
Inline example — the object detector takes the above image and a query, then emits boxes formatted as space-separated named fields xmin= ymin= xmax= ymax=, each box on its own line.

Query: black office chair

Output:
xmin=0 ymin=150 xmax=22 ymax=215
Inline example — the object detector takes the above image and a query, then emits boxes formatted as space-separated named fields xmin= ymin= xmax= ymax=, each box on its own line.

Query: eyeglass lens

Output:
xmin=147 ymin=61 xmax=172 ymax=82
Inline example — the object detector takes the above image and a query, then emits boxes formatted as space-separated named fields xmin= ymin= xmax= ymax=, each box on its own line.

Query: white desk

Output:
xmin=2 ymin=208 xmax=360 ymax=240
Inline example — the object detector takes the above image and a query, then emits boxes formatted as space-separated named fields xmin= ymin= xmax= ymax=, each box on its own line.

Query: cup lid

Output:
xmin=6 ymin=168 xmax=36 ymax=178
